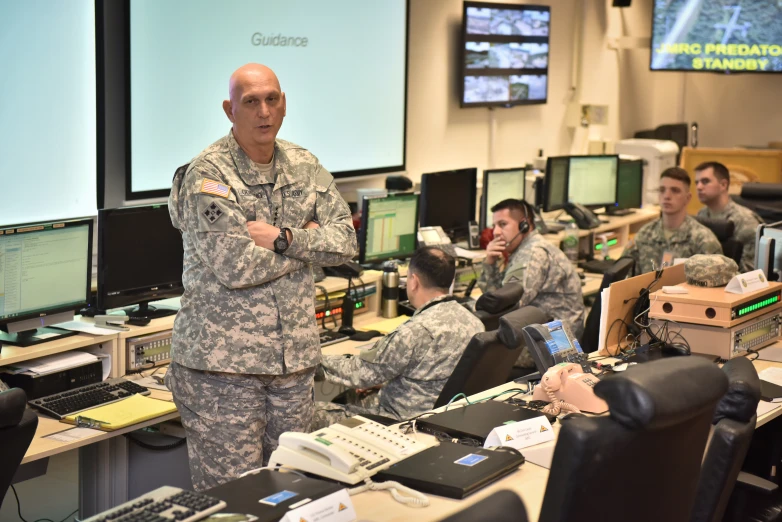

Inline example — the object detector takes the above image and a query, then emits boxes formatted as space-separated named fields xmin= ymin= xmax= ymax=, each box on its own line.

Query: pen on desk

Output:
xmin=100 ymin=323 xmax=130 ymax=331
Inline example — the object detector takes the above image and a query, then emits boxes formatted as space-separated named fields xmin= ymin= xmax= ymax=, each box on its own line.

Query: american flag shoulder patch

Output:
xmin=200 ymin=179 xmax=231 ymax=198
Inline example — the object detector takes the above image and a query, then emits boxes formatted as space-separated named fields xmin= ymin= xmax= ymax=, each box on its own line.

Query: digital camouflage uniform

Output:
xmin=167 ymin=131 xmax=356 ymax=490
xmin=312 ymin=295 xmax=484 ymax=428
xmin=698 ymin=200 xmax=763 ymax=273
xmin=479 ymin=231 xmax=585 ymax=367
xmin=622 ymin=216 xmax=722 ymax=276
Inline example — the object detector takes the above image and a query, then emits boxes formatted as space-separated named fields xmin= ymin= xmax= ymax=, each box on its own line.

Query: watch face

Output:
xmin=275 ymin=237 xmax=287 ymax=251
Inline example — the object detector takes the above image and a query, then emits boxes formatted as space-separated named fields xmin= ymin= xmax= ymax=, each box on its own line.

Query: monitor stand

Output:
xmin=0 ymin=327 xmax=78 ymax=347
xmin=605 ymin=208 xmax=636 ymax=217
xmin=124 ymin=302 xmax=178 ymax=320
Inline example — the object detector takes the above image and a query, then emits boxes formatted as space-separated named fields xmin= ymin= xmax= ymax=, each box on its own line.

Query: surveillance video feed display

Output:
xmin=651 ymin=1 xmax=782 ymax=72
xmin=462 ymin=3 xmax=550 ymax=107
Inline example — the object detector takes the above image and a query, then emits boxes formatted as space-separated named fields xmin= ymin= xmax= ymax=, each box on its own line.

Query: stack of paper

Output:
xmin=2 ymin=351 xmax=98 ymax=376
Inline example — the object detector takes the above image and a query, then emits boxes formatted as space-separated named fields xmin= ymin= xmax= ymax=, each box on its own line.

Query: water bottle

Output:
xmin=381 ymin=262 xmax=400 ymax=318
xmin=563 ymin=221 xmax=579 ymax=266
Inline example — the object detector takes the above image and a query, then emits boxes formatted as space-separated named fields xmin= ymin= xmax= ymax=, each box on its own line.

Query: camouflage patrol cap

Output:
xmin=684 ymin=254 xmax=739 ymax=287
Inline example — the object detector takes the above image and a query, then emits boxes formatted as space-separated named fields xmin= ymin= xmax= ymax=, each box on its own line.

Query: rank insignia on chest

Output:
xmin=203 ymin=202 xmax=224 ymax=223
xmin=283 ymin=189 xmax=303 ymax=198
xmin=200 ymin=179 xmax=231 ymax=198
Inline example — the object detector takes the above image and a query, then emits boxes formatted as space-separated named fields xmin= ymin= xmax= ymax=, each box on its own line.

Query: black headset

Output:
xmin=518 ymin=200 xmax=531 ymax=235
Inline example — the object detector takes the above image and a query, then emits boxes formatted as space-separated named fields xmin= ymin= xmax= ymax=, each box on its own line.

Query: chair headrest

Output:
xmin=594 ymin=358 xmax=728 ymax=430
xmin=497 ymin=306 xmax=551 ymax=348
xmin=741 ymin=183 xmax=782 ymax=200
xmin=0 ymin=388 xmax=28 ymax=428
xmin=694 ymin=216 xmax=735 ymax=242
xmin=475 ymin=282 xmax=524 ymax=314
xmin=714 ymin=357 xmax=760 ymax=424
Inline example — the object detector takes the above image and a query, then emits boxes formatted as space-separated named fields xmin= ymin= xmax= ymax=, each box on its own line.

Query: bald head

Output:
xmin=228 ymin=63 xmax=281 ymax=102
xmin=223 ymin=63 xmax=286 ymax=163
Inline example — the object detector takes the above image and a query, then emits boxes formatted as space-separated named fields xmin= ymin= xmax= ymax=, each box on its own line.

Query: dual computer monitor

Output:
xmin=544 ymin=155 xmax=642 ymax=214
xmin=0 ymin=206 xmax=184 ymax=346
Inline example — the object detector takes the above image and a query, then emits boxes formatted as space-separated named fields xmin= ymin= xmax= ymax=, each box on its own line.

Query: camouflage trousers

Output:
xmin=166 ymin=362 xmax=315 ymax=491
xmin=312 ymin=389 xmax=385 ymax=430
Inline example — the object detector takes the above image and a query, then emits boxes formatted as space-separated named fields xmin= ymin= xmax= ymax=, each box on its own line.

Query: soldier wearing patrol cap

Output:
xmin=623 ymin=167 xmax=722 ymax=275
xmin=167 ymin=63 xmax=357 ymax=490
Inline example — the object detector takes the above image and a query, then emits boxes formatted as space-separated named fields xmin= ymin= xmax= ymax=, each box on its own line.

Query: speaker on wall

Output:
xmin=613 ymin=0 xmax=631 ymax=6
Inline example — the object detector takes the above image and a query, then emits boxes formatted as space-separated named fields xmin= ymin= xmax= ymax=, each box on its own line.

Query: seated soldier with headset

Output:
xmin=478 ymin=199 xmax=585 ymax=368
xmin=312 ymin=247 xmax=484 ymax=428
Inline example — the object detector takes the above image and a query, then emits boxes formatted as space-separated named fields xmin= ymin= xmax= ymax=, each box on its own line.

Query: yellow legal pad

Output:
xmin=359 ymin=315 xmax=410 ymax=335
xmin=63 ymin=394 xmax=177 ymax=431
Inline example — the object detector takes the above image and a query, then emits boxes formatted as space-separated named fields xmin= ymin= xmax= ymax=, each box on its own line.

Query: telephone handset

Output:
xmin=268 ymin=416 xmax=436 ymax=485
xmin=532 ymin=363 xmax=609 ymax=414
xmin=521 ymin=320 xmax=590 ymax=375
xmin=564 ymin=202 xmax=601 ymax=229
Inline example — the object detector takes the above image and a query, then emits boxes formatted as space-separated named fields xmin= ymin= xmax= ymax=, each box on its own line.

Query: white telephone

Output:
xmin=268 ymin=416 xmax=437 ymax=484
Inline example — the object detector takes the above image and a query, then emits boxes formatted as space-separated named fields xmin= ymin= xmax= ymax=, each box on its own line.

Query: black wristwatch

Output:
xmin=274 ymin=228 xmax=291 ymax=254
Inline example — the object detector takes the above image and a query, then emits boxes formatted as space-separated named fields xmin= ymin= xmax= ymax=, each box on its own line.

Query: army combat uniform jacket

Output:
xmin=320 ymin=295 xmax=485 ymax=420
xmin=169 ymin=132 xmax=357 ymax=376
xmin=479 ymin=231 xmax=585 ymax=341
xmin=622 ymin=216 xmax=722 ymax=276
xmin=698 ymin=200 xmax=762 ymax=273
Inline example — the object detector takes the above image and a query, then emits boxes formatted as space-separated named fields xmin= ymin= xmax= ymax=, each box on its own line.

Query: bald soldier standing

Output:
xmin=167 ymin=64 xmax=357 ymax=490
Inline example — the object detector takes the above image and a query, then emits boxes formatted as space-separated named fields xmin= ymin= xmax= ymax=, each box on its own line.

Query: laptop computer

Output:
xmin=375 ymin=441 xmax=525 ymax=499
xmin=417 ymin=400 xmax=555 ymax=444
xmin=204 ymin=470 xmax=343 ymax=522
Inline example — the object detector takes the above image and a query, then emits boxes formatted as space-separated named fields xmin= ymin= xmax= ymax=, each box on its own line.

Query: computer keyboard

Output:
xmin=319 ymin=330 xmax=349 ymax=346
xmin=29 ymin=377 xmax=151 ymax=419
xmin=81 ymin=486 xmax=226 ymax=522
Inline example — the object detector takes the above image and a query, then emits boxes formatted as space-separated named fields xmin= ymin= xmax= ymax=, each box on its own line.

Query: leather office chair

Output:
xmin=438 ymin=490 xmax=528 ymax=522
xmin=691 ymin=357 xmax=760 ymax=522
xmin=539 ymin=357 xmax=728 ymax=522
xmin=580 ymin=257 xmax=635 ymax=353
xmin=0 ymin=388 xmax=38 ymax=509
xmin=472 ymin=282 xmax=524 ymax=331
xmin=434 ymin=306 xmax=549 ymax=409
xmin=695 ymin=216 xmax=743 ymax=267
xmin=733 ymin=183 xmax=782 ymax=223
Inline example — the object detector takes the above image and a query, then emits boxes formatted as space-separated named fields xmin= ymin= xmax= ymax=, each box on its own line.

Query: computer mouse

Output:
xmin=661 ymin=342 xmax=690 ymax=356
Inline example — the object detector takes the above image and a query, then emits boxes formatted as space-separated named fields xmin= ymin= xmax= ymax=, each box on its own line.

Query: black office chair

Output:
xmin=694 ymin=216 xmax=743 ymax=266
xmin=580 ymin=257 xmax=635 ymax=353
xmin=0 ymin=388 xmax=38 ymax=510
xmin=434 ymin=306 xmax=549 ymax=409
xmin=734 ymin=183 xmax=782 ymax=223
xmin=539 ymin=357 xmax=728 ymax=522
xmin=691 ymin=357 xmax=760 ymax=522
xmin=437 ymin=490 xmax=528 ymax=522
xmin=472 ymin=282 xmax=524 ymax=331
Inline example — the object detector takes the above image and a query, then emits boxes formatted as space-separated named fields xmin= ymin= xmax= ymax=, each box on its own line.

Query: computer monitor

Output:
xmin=567 ymin=155 xmax=618 ymax=208
xmin=98 ymin=204 xmax=184 ymax=318
xmin=543 ymin=157 xmax=569 ymax=212
xmin=419 ymin=168 xmax=477 ymax=241
xmin=481 ymin=167 xmax=526 ymax=230
xmin=608 ymin=159 xmax=643 ymax=216
xmin=0 ymin=219 xmax=93 ymax=346
xmin=358 ymin=192 xmax=420 ymax=265
xmin=757 ymin=221 xmax=782 ymax=282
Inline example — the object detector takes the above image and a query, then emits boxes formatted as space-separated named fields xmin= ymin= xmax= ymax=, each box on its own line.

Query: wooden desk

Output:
xmin=0 ymin=333 xmax=118 ymax=375
xmin=541 ymin=206 xmax=658 ymax=253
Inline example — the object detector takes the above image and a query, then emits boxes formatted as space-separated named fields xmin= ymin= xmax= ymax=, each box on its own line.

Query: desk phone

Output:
xmin=268 ymin=416 xmax=437 ymax=484
xmin=521 ymin=320 xmax=590 ymax=375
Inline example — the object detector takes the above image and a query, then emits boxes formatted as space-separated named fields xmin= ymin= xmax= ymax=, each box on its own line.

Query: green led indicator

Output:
xmin=608 ymin=239 xmax=618 ymax=246
xmin=595 ymin=244 xmax=603 ymax=251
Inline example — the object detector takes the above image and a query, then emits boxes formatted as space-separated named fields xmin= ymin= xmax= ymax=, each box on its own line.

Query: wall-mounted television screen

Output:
xmin=651 ymin=1 xmax=782 ymax=73
xmin=461 ymin=1 xmax=551 ymax=107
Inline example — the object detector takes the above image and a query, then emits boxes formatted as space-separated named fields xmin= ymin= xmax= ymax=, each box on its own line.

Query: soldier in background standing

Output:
xmin=167 ymin=63 xmax=356 ymax=490
xmin=695 ymin=161 xmax=763 ymax=272
xmin=313 ymin=247 xmax=484 ymax=428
